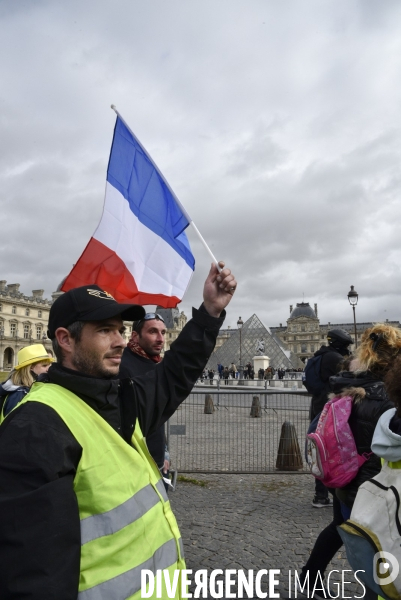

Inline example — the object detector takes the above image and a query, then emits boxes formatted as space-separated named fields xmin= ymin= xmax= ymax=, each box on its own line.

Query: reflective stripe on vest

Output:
xmin=21 ymin=382 xmax=185 ymax=599
xmin=79 ymin=538 xmax=178 ymax=600
xmin=81 ymin=479 xmax=168 ymax=544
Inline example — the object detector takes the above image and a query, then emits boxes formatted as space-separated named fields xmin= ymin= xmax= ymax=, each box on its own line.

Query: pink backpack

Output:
xmin=306 ymin=395 xmax=371 ymax=488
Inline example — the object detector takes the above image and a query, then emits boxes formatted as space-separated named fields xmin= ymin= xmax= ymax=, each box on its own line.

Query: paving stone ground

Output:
xmin=170 ymin=474 xmax=363 ymax=599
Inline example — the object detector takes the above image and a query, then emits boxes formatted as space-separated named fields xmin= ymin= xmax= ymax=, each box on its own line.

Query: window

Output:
xmin=38 ymin=310 xmax=42 ymax=318
xmin=301 ymin=344 xmax=307 ymax=353
xmin=310 ymin=345 xmax=315 ymax=353
xmin=36 ymin=326 xmax=42 ymax=340
xmin=301 ymin=326 xmax=305 ymax=332
xmin=12 ymin=306 xmax=16 ymax=315
xmin=25 ymin=308 xmax=30 ymax=316
xmin=0 ymin=304 xmax=2 ymax=312
xmin=10 ymin=323 xmax=16 ymax=336
xmin=24 ymin=325 xmax=30 ymax=339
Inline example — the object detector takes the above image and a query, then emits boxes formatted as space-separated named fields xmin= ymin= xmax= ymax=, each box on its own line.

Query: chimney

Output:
xmin=7 ymin=284 xmax=20 ymax=294
xmin=280 ymin=323 xmax=282 ymax=328
xmin=0 ymin=280 xmax=6 ymax=292
xmin=32 ymin=289 xmax=44 ymax=300
xmin=314 ymin=303 xmax=318 ymax=317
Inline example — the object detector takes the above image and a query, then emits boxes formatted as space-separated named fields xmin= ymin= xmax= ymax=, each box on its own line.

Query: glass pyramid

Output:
xmin=207 ymin=313 xmax=301 ymax=369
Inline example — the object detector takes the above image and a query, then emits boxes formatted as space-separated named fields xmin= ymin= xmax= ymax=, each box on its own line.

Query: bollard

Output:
xmin=204 ymin=394 xmax=215 ymax=414
xmin=250 ymin=396 xmax=262 ymax=418
xmin=275 ymin=421 xmax=303 ymax=471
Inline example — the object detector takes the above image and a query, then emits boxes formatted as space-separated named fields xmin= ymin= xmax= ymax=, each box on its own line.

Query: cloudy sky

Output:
xmin=1 ymin=0 xmax=401 ymax=330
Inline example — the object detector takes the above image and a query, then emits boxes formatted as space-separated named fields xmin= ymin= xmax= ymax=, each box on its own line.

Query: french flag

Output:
xmin=62 ymin=115 xmax=195 ymax=307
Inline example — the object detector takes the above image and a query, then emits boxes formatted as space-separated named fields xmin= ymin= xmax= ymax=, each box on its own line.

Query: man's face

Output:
xmin=134 ymin=319 xmax=166 ymax=356
xmin=71 ymin=318 xmax=126 ymax=378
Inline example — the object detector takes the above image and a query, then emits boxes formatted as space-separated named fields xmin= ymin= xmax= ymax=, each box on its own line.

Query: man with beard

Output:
xmin=120 ymin=313 xmax=170 ymax=489
xmin=0 ymin=261 xmax=236 ymax=600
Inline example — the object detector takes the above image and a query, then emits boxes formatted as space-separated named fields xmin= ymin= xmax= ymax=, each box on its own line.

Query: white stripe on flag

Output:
xmin=94 ymin=183 xmax=193 ymax=298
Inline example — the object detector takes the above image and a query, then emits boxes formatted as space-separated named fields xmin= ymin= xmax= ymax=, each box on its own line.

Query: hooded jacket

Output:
xmin=371 ymin=408 xmax=401 ymax=462
xmin=329 ymin=371 xmax=394 ymax=507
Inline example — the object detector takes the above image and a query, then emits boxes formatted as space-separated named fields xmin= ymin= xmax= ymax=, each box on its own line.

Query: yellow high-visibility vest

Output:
xmin=20 ymin=382 xmax=186 ymax=600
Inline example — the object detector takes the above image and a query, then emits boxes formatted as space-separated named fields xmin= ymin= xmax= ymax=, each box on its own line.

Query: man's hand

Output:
xmin=203 ymin=261 xmax=237 ymax=317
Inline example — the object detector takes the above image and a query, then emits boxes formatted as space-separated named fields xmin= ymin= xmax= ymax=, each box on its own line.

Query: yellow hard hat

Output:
xmin=15 ymin=344 xmax=54 ymax=370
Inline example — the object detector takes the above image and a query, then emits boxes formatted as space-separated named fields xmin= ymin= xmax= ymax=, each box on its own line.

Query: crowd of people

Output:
xmin=301 ymin=324 xmax=401 ymax=599
xmin=0 ymin=261 xmax=400 ymax=599
xmin=0 ymin=261 xmax=237 ymax=599
xmin=197 ymin=324 xmax=401 ymax=599
xmin=200 ymin=363 xmax=304 ymax=382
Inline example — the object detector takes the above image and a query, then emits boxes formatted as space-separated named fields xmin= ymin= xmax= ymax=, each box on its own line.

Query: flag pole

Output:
xmin=189 ymin=221 xmax=219 ymax=267
xmin=110 ymin=105 xmax=221 ymax=271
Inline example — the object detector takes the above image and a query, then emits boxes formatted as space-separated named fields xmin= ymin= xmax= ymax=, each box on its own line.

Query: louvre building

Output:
xmin=270 ymin=302 xmax=401 ymax=363
xmin=207 ymin=313 xmax=302 ymax=371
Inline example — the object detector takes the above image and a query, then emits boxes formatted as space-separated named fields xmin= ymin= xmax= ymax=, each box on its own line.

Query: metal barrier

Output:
xmin=197 ymin=376 xmax=305 ymax=390
xmin=166 ymin=388 xmax=312 ymax=474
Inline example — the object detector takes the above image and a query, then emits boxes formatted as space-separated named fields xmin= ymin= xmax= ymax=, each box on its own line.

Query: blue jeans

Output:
xmin=340 ymin=501 xmax=351 ymax=520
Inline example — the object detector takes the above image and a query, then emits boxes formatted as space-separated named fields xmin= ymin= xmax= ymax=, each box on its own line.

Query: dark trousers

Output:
xmin=302 ymin=494 xmax=377 ymax=600
xmin=315 ymin=478 xmax=329 ymax=499
xmin=302 ymin=493 xmax=344 ymax=581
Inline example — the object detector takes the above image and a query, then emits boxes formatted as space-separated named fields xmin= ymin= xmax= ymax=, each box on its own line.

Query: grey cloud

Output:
xmin=1 ymin=0 xmax=401 ymax=331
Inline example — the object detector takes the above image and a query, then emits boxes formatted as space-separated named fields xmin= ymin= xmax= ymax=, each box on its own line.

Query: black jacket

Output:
xmin=120 ymin=348 xmax=165 ymax=468
xmin=310 ymin=345 xmax=346 ymax=419
xmin=0 ymin=306 xmax=224 ymax=600
xmin=330 ymin=371 xmax=394 ymax=508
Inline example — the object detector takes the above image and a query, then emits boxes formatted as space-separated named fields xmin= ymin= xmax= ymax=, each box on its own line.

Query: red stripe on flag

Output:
xmin=61 ymin=238 xmax=181 ymax=307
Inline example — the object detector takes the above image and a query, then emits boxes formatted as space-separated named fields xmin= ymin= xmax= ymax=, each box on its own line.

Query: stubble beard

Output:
xmin=71 ymin=347 xmax=119 ymax=379
xmin=138 ymin=339 xmax=161 ymax=357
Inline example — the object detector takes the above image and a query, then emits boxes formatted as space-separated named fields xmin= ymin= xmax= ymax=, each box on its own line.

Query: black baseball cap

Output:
xmin=47 ymin=285 xmax=146 ymax=339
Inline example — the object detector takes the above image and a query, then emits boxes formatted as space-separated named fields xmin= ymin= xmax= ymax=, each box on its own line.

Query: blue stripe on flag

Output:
xmin=107 ymin=117 xmax=195 ymax=269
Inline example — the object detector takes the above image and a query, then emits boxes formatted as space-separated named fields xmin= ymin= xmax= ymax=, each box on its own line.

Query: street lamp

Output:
xmin=347 ymin=285 xmax=359 ymax=349
xmin=237 ymin=316 xmax=244 ymax=379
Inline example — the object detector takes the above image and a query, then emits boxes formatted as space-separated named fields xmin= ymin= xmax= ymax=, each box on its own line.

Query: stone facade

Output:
xmin=270 ymin=301 xmax=401 ymax=363
xmin=0 ymin=281 xmax=55 ymax=370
